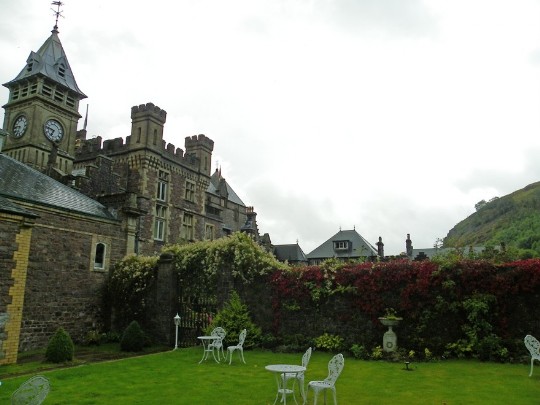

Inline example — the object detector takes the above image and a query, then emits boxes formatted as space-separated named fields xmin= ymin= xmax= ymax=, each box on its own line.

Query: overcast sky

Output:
xmin=2 ymin=0 xmax=540 ymax=255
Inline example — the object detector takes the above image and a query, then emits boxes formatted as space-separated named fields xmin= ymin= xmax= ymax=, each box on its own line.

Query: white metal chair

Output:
xmin=11 ymin=375 xmax=50 ymax=405
xmin=207 ymin=327 xmax=226 ymax=360
xmin=304 ymin=353 xmax=344 ymax=405
xmin=524 ymin=335 xmax=540 ymax=377
xmin=282 ymin=347 xmax=312 ymax=401
xmin=226 ymin=328 xmax=247 ymax=364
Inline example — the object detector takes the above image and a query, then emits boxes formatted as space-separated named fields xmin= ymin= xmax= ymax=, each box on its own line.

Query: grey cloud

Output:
xmin=320 ymin=0 xmax=438 ymax=37
xmin=454 ymin=147 xmax=540 ymax=197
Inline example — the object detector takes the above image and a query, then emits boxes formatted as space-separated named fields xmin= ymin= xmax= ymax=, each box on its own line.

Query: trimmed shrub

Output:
xmin=45 ymin=327 xmax=74 ymax=363
xmin=120 ymin=321 xmax=145 ymax=352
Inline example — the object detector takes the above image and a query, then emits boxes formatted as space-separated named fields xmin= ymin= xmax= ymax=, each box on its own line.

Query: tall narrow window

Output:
xmin=137 ymin=127 xmax=141 ymax=143
xmin=94 ymin=243 xmax=106 ymax=270
xmin=205 ymin=224 xmax=214 ymax=240
xmin=185 ymin=180 xmax=195 ymax=202
xmin=156 ymin=170 xmax=169 ymax=201
xmin=154 ymin=204 xmax=167 ymax=241
xmin=153 ymin=129 xmax=157 ymax=145
xmin=181 ymin=213 xmax=194 ymax=240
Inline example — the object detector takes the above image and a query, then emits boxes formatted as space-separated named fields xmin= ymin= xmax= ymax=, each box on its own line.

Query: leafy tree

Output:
xmin=475 ymin=200 xmax=487 ymax=211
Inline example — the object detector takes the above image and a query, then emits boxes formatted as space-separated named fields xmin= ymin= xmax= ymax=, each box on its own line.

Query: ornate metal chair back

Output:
xmin=324 ymin=353 xmax=345 ymax=386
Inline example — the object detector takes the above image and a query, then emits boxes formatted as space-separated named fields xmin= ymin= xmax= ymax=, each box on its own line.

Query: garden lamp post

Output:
xmin=174 ymin=313 xmax=181 ymax=350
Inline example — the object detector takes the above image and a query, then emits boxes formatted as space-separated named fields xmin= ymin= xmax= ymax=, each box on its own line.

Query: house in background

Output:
xmin=306 ymin=228 xmax=378 ymax=265
xmin=273 ymin=243 xmax=308 ymax=265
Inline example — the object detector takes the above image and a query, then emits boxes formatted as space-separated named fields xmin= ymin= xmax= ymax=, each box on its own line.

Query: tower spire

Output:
xmin=51 ymin=1 xmax=64 ymax=33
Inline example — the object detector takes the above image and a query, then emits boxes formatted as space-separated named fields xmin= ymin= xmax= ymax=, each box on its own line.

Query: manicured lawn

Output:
xmin=1 ymin=347 xmax=540 ymax=404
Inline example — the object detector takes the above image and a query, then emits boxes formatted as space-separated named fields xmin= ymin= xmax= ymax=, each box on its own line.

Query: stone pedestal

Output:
xmin=379 ymin=317 xmax=402 ymax=353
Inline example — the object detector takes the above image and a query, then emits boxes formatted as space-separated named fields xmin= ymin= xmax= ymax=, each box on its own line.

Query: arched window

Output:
xmin=94 ymin=243 xmax=106 ymax=270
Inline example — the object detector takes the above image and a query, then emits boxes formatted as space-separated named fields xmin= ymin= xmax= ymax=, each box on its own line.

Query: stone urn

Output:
xmin=378 ymin=317 xmax=402 ymax=352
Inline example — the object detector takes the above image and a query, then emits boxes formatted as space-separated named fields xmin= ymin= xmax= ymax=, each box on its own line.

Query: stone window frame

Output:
xmin=156 ymin=170 xmax=169 ymax=202
xmin=154 ymin=204 xmax=167 ymax=241
xmin=205 ymin=223 xmax=214 ymax=241
xmin=181 ymin=213 xmax=194 ymax=241
xmin=90 ymin=235 xmax=111 ymax=272
xmin=184 ymin=180 xmax=196 ymax=202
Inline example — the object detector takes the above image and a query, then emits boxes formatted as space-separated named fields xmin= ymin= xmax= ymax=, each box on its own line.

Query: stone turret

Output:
xmin=185 ymin=134 xmax=214 ymax=176
xmin=129 ymin=103 xmax=167 ymax=150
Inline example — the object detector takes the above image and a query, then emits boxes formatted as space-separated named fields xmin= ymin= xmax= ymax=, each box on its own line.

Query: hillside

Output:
xmin=443 ymin=181 xmax=540 ymax=258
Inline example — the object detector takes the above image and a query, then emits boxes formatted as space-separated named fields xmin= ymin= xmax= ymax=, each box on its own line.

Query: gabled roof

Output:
xmin=274 ymin=244 xmax=308 ymax=263
xmin=307 ymin=229 xmax=378 ymax=259
xmin=0 ymin=154 xmax=116 ymax=220
xmin=208 ymin=169 xmax=245 ymax=206
xmin=4 ymin=27 xmax=86 ymax=98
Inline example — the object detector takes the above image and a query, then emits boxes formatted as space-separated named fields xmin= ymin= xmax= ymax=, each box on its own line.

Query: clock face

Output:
xmin=43 ymin=119 xmax=64 ymax=142
xmin=12 ymin=115 xmax=28 ymax=138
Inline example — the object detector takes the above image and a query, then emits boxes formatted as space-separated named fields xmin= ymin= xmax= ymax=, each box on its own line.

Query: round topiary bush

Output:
xmin=45 ymin=327 xmax=74 ymax=363
xmin=120 ymin=320 xmax=145 ymax=352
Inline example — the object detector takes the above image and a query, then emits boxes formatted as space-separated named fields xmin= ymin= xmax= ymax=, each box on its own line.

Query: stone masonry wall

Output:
xmin=17 ymin=206 xmax=125 ymax=351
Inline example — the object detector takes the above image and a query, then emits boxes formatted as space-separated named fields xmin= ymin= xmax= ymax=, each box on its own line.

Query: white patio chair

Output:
xmin=524 ymin=335 xmax=540 ymax=377
xmin=207 ymin=327 xmax=226 ymax=360
xmin=11 ymin=375 xmax=50 ymax=405
xmin=282 ymin=347 xmax=312 ymax=401
xmin=304 ymin=353 xmax=344 ymax=405
xmin=226 ymin=328 xmax=247 ymax=364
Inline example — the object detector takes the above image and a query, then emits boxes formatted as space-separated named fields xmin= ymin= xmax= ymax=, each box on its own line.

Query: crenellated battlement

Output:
xmin=76 ymin=103 xmax=214 ymax=174
xmin=185 ymin=134 xmax=214 ymax=151
xmin=131 ymin=102 xmax=167 ymax=124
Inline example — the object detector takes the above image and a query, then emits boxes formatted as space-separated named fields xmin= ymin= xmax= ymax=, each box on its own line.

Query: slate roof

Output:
xmin=307 ymin=229 xmax=378 ymax=259
xmin=0 ymin=195 xmax=38 ymax=218
xmin=4 ymin=27 xmax=86 ymax=98
xmin=208 ymin=169 xmax=245 ymax=206
xmin=274 ymin=244 xmax=308 ymax=263
xmin=0 ymin=154 xmax=117 ymax=220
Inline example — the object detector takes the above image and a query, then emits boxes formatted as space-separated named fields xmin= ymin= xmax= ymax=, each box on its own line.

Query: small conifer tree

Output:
xmin=207 ymin=291 xmax=261 ymax=348
xmin=45 ymin=327 xmax=74 ymax=363
xmin=120 ymin=320 xmax=145 ymax=352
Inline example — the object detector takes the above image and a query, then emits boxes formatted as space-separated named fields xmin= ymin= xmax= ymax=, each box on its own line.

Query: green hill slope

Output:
xmin=443 ymin=181 xmax=540 ymax=258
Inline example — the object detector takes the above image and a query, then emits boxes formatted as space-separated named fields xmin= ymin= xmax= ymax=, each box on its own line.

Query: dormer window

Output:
xmin=58 ymin=63 xmax=66 ymax=78
xmin=26 ymin=62 xmax=33 ymax=72
xmin=334 ymin=241 xmax=349 ymax=251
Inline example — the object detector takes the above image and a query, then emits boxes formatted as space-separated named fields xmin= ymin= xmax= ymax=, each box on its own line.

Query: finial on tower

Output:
xmin=51 ymin=1 xmax=64 ymax=33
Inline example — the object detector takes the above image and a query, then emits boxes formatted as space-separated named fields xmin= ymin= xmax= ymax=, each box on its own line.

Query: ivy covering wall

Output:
xmin=105 ymin=234 xmax=540 ymax=361
xmin=268 ymin=258 xmax=540 ymax=360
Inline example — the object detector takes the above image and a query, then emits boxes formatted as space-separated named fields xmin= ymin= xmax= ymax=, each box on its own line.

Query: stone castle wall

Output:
xmin=15 ymin=206 xmax=125 ymax=351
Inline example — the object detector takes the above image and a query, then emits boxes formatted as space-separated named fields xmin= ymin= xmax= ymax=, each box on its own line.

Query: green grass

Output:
xmin=1 ymin=347 xmax=540 ymax=404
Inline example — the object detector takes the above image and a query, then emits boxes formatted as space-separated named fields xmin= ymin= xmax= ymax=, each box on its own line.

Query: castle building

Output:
xmin=0 ymin=20 xmax=255 ymax=363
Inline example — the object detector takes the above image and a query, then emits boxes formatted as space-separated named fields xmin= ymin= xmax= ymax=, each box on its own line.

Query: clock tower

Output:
xmin=2 ymin=21 xmax=86 ymax=174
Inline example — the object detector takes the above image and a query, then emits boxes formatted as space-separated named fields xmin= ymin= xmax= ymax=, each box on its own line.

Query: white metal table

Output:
xmin=197 ymin=336 xmax=221 ymax=364
xmin=265 ymin=364 xmax=306 ymax=405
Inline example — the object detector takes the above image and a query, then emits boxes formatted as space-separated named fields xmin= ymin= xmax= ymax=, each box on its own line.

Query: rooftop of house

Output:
xmin=307 ymin=229 xmax=378 ymax=259
xmin=274 ymin=243 xmax=308 ymax=263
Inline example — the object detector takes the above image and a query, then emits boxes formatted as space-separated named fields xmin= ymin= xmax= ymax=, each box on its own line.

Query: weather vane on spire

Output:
xmin=51 ymin=1 xmax=64 ymax=32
